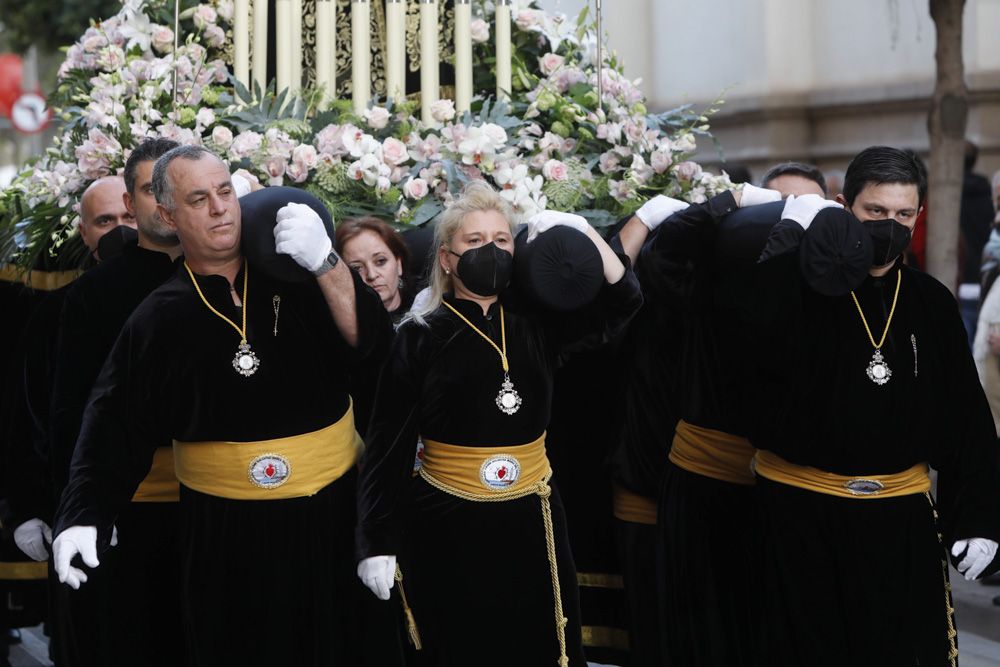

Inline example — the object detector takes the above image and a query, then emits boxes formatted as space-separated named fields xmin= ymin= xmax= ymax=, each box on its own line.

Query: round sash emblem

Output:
xmin=480 ymin=455 xmax=521 ymax=490
xmin=248 ymin=454 xmax=291 ymax=489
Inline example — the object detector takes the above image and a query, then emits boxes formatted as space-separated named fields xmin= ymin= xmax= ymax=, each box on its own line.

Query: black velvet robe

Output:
xmin=54 ymin=261 xmax=393 ymax=666
xmin=746 ymin=220 xmax=1000 ymax=666
xmin=45 ymin=242 xmax=178 ymax=667
xmin=357 ymin=271 xmax=642 ymax=667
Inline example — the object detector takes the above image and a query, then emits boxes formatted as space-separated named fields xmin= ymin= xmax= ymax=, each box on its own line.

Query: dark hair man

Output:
xmin=761 ymin=161 xmax=827 ymax=198
xmin=747 ymin=145 xmax=1000 ymax=665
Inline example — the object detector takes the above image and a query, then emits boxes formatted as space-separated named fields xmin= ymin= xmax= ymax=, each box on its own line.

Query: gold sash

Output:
xmin=668 ymin=420 xmax=756 ymax=485
xmin=753 ymin=450 xmax=931 ymax=499
xmin=419 ymin=434 xmax=549 ymax=497
xmin=131 ymin=446 xmax=180 ymax=502
xmin=611 ymin=484 xmax=657 ymax=525
xmin=0 ymin=265 xmax=80 ymax=291
xmin=173 ymin=404 xmax=362 ymax=500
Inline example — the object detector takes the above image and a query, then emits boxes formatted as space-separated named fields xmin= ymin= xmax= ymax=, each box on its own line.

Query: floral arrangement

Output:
xmin=0 ymin=0 xmax=733 ymax=270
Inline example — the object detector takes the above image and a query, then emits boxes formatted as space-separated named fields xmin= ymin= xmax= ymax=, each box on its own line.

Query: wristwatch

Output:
xmin=313 ymin=249 xmax=341 ymax=276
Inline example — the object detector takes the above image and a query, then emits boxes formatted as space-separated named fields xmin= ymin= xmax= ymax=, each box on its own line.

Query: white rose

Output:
xmin=430 ymin=99 xmax=456 ymax=123
xmin=538 ymin=53 xmax=564 ymax=76
xmin=228 ymin=130 xmax=263 ymax=159
xmin=470 ymin=18 xmax=489 ymax=43
xmin=212 ymin=125 xmax=233 ymax=149
xmin=650 ymin=147 xmax=672 ymax=174
xmin=195 ymin=108 xmax=216 ymax=129
xmin=381 ymin=137 xmax=409 ymax=167
xmin=216 ymin=0 xmax=235 ymax=22
xmin=364 ymin=106 xmax=391 ymax=130
xmin=403 ymin=177 xmax=429 ymax=200
xmin=542 ymin=159 xmax=568 ymax=182
xmin=292 ymin=144 xmax=319 ymax=169
xmin=193 ymin=4 xmax=218 ymax=29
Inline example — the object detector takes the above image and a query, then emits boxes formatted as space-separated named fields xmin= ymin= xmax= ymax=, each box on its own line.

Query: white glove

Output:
xmin=635 ymin=195 xmax=689 ymax=231
xmin=274 ymin=202 xmax=333 ymax=274
xmin=526 ymin=210 xmax=590 ymax=243
xmin=952 ymin=538 xmax=999 ymax=581
xmin=53 ymin=526 xmax=100 ymax=590
xmin=231 ymin=173 xmax=253 ymax=198
xmin=780 ymin=193 xmax=843 ymax=230
xmin=357 ymin=554 xmax=396 ymax=601
xmin=13 ymin=518 xmax=52 ymax=562
xmin=739 ymin=184 xmax=782 ymax=208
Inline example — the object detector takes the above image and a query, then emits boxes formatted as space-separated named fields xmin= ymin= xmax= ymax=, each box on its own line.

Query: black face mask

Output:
xmin=451 ymin=242 xmax=513 ymax=297
xmin=861 ymin=218 xmax=912 ymax=266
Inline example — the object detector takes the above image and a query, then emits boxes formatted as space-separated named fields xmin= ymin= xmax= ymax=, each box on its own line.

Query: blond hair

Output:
xmin=403 ymin=180 xmax=520 ymax=326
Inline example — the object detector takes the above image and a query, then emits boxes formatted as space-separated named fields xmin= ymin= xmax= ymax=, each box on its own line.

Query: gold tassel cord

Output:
xmin=394 ymin=564 xmax=423 ymax=651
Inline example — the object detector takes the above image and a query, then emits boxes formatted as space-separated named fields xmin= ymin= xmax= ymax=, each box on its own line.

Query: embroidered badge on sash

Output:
xmin=480 ymin=455 xmax=521 ymax=490
xmin=844 ymin=478 xmax=884 ymax=495
xmin=248 ymin=454 xmax=291 ymax=489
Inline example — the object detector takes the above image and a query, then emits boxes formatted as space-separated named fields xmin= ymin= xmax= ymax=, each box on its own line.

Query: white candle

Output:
xmin=352 ymin=0 xmax=371 ymax=114
xmin=251 ymin=0 xmax=268 ymax=93
xmin=495 ymin=0 xmax=512 ymax=100
xmin=234 ymin=0 xmax=250 ymax=87
xmin=386 ymin=0 xmax=406 ymax=103
xmin=291 ymin=0 xmax=303 ymax=93
xmin=453 ymin=0 xmax=472 ymax=113
xmin=315 ymin=0 xmax=336 ymax=103
xmin=419 ymin=0 xmax=439 ymax=124
xmin=275 ymin=0 xmax=292 ymax=92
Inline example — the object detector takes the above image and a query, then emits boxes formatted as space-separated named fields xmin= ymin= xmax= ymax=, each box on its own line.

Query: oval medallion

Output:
xmin=844 ymin=478 xmax=884 ymax=496
xmin=480 ymin=455 xmax=521 ymax=490
xmin=248 ymin=453 xmax=291 ymax=489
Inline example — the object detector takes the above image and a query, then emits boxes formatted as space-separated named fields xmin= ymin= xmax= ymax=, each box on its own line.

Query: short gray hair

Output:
xmin=152 ymin=144 xmax=217 ymax=210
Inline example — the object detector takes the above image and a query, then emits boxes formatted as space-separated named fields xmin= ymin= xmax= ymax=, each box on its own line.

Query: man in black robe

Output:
xmin=51 ymin=145 xmax=393 ymax=666
xmin=747 ymin=146 xmax=1000 ymax=665
xmin=43 ymin=138 xmax=184 ymax=666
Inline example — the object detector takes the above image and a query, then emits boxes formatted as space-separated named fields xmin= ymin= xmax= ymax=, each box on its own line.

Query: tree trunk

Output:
xmin=926 ymin=0 xmax=967 ymax=291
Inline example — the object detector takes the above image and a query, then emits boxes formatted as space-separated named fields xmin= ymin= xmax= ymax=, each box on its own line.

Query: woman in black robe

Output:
xmin=355 ymin=181 xmax=642 ymax=667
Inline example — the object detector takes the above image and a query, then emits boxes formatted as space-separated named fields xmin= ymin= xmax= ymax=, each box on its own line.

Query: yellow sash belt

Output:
xmin=753 ymin=450 xmax=931 ymax=499
xmin=172 ymin=404 xmax=362 ymax=500
xmin=668 ymin=420 xmax=756 ymax=485
xmin=0 ymin=265 xmax=80 ymax=291
xmin=611 ymin=484 xmax=657 ymax=525
xmin=418 ymin=433 xmax=570 ymax=667
xmin=131 ymin=446 xmax=180 ymax=502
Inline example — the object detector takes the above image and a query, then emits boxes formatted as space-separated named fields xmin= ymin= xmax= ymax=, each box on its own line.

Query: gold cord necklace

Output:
xmin=849 ymin=269 xmax=901 ymax=386
xmin=184 ymin=260 xmax=260 ymax=377
xmin=442 ymin=301 xmax=522 ymax=415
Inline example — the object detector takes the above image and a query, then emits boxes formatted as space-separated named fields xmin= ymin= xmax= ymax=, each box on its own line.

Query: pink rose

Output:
xmin=314 ymin=124 xmax=348 ymax=157
xmin=598 ymin=151 xmax=621 ymax=174
xmin=151 ymin=26 xmax=175 ymax=53
xmin=542 ymin=159 xmax=568 ymax=182
xmin=650 ymin=147 xmax=673 ymax=174
xmin=286 ymin=161 xmax=309 ymax=184
xmin=228 ymin=130 xmax=263 ymax=159
xmin=403 ymin=177 xmax=429 ymax=200
xmin=515 ymin=9 xmax=543 ymax=30
xmin=538 ymin=53 xmax=564 ymax=76
xmin=216 ymin=0 xmax=235 ymax=22
xmin=675 ymin=161 xmax=703 ymax=183
xmin=192 ymin=5 xmax=218 ymax=30
xmin=204 ymin=24 xmax=226 ymax=48
xmin=470 ymin=19 xmax=489 ymax=44
xmin=381 ymin=137 xmax=409 ymax=167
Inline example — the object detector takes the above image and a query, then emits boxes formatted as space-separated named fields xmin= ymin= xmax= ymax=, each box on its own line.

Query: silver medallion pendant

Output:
xmin=866 ymin=349 xmax=891 ymax=386
xmin=232 ymin=341 xmax=260 ymax=377
xmin=495 ymin=374 xmax=522 ymax=415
